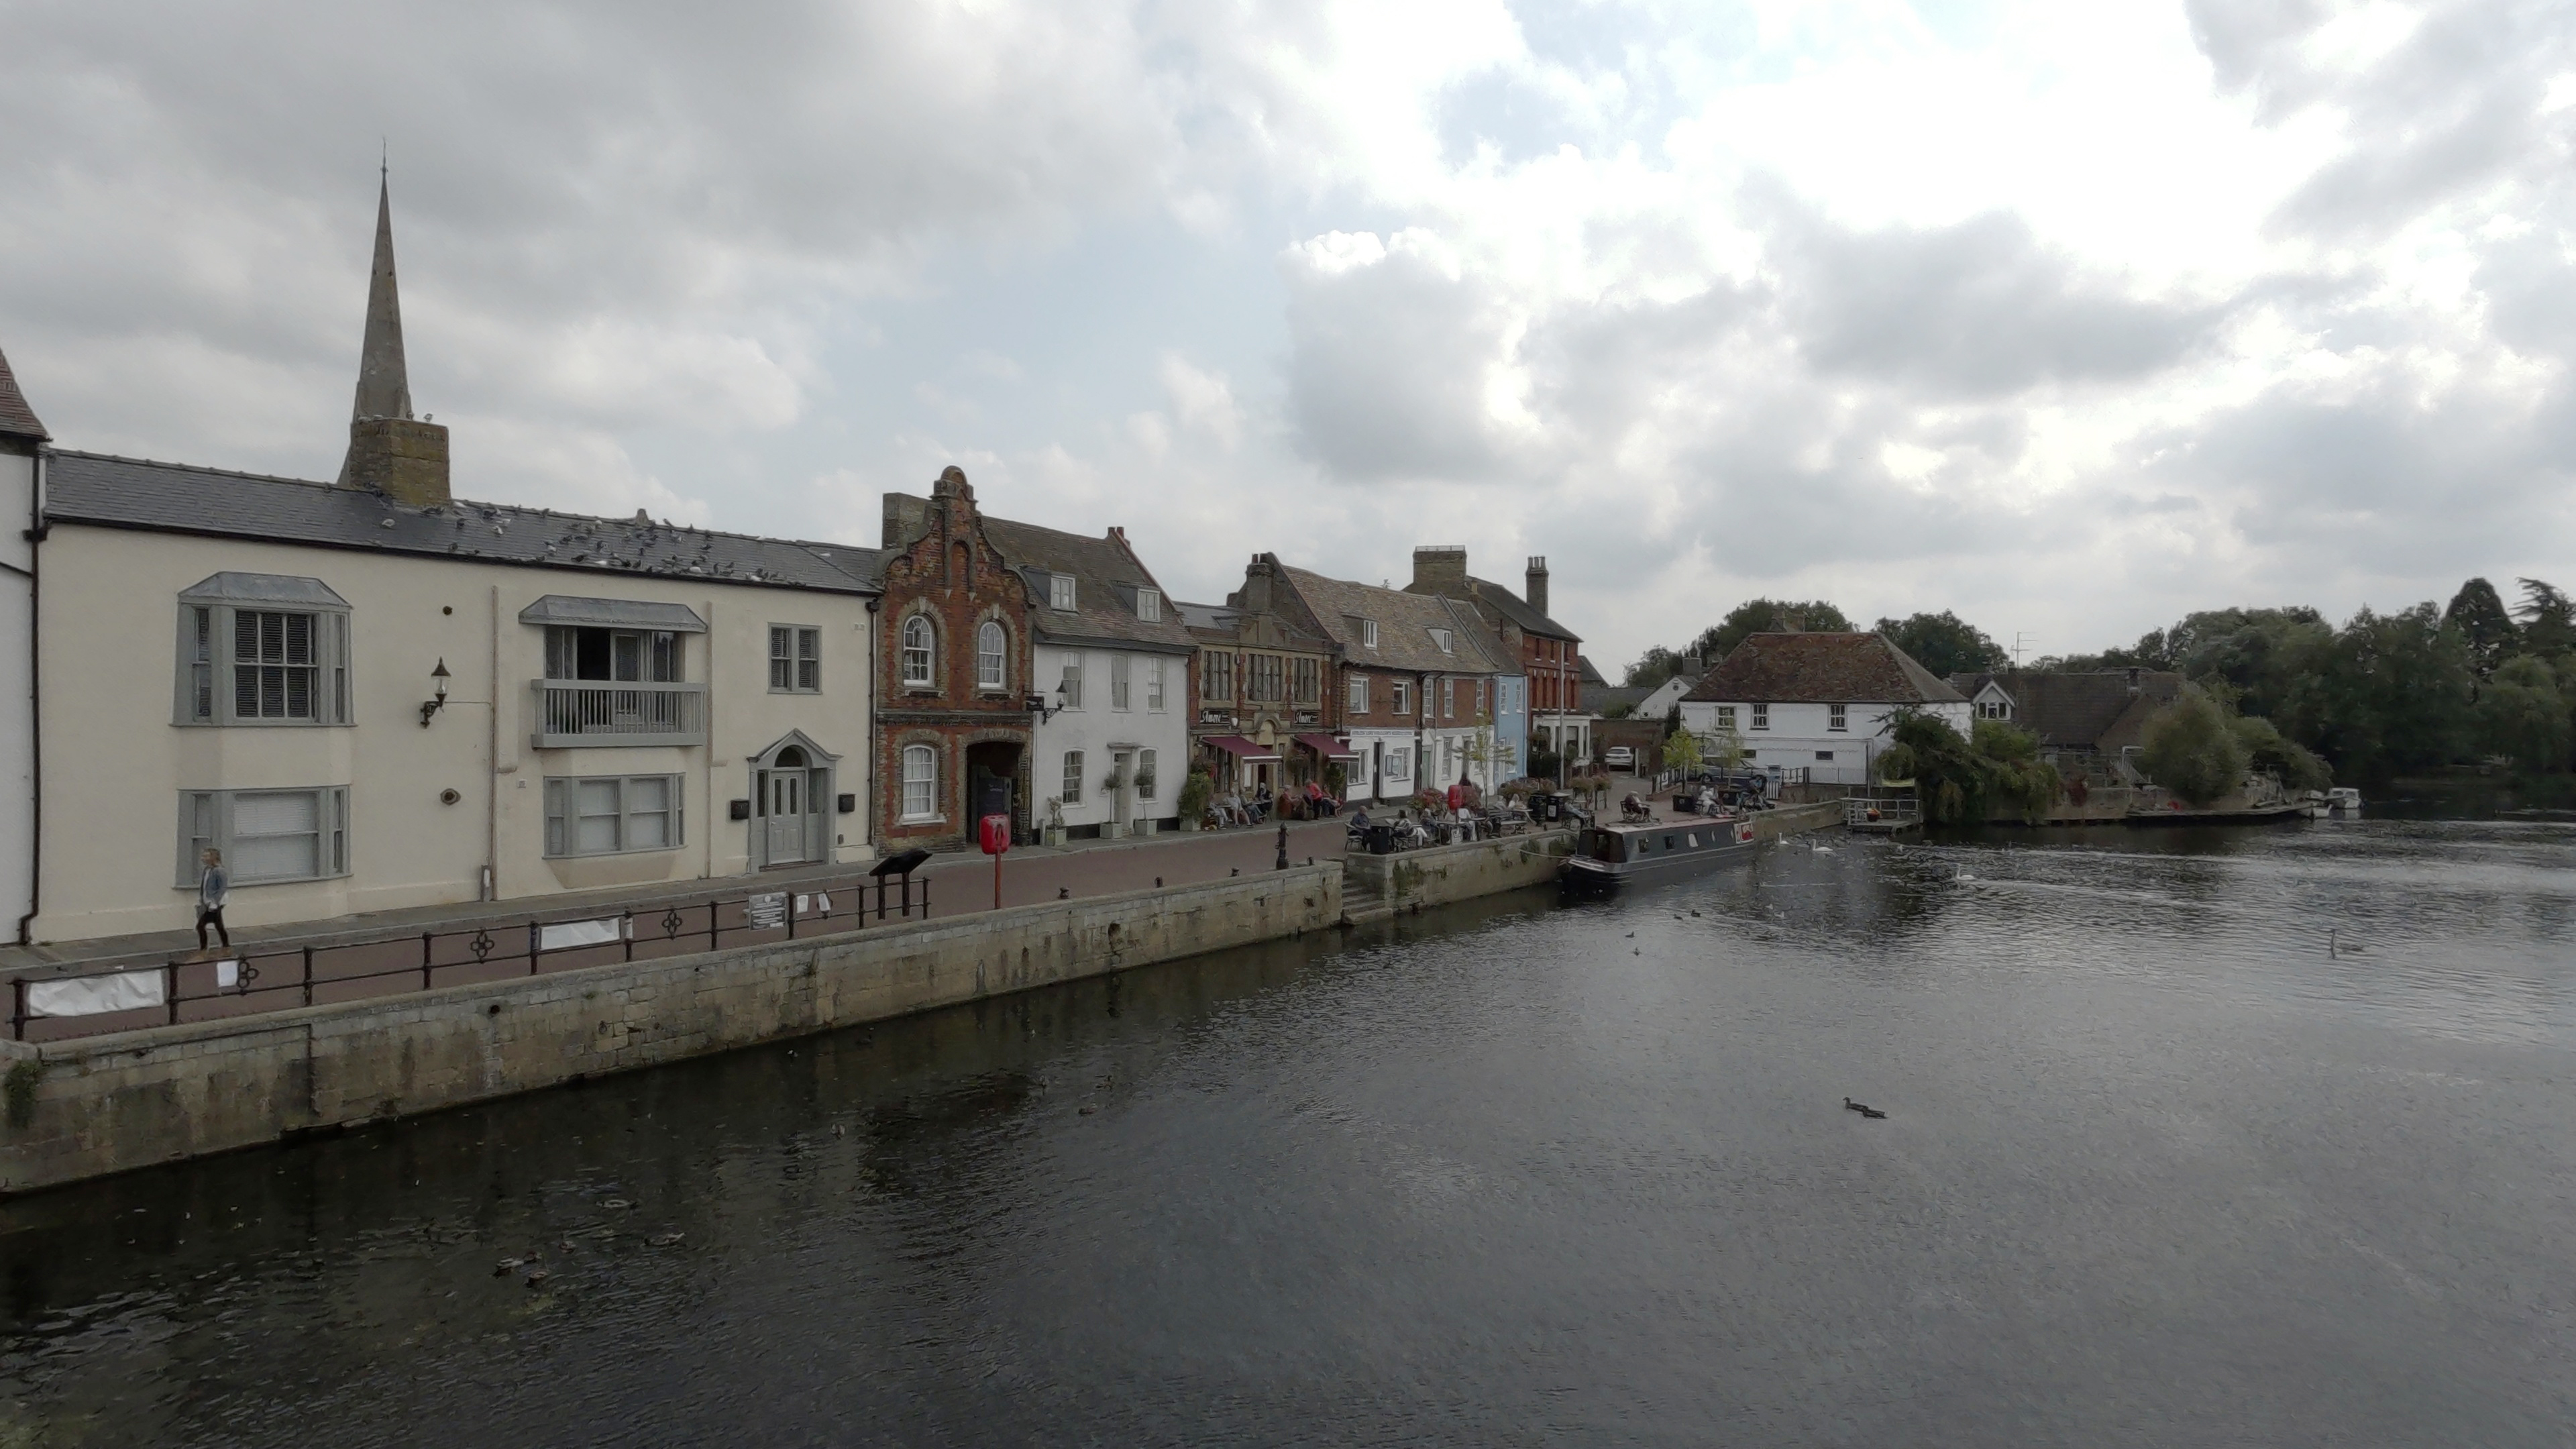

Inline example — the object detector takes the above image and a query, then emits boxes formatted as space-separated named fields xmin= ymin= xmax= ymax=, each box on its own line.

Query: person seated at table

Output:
xmin=1216 ymin=790 xmax=1246 ymax=826
xmin=1305 ymin=779 xmax=1338 ymax=816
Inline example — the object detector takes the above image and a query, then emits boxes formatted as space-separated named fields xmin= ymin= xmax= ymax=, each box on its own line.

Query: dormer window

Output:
xmin=1136 ymin=587 xmax=1161 ymax=622
xmin=1050 ymin=574 xmax=1077 ymax=611
xmin=1431 ymin=628 xmax=1454 ymax=653
xmin=1360 ymin=619 xmax=1379 ymax=649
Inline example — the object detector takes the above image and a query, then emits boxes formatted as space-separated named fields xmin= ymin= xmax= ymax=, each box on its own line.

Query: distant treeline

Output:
xmin=1625 ymin=580 xmax=2576 ymax=783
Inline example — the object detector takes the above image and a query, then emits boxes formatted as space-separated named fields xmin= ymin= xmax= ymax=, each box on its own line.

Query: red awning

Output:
xmin=1293 ymin=732 xmax=1360 ymax=760
xmin=1203 ymin=735 xmax=1281 ymax=761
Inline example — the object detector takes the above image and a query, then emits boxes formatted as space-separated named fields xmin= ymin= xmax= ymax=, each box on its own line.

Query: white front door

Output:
xmin=763 ymin=769 xmax=806 ymax=864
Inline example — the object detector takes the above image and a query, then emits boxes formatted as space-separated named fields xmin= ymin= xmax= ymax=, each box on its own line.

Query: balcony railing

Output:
xmin=530 ymin=680 xmax=707 ymax=748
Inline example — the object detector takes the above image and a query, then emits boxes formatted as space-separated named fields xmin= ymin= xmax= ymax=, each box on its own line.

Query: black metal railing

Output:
xmin=9 ymin=872 xmax=932 ymax=1044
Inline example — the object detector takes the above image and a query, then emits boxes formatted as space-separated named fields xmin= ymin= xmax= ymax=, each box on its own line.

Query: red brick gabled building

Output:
xmin=874 ymin=467 xmax=1035 ymax=850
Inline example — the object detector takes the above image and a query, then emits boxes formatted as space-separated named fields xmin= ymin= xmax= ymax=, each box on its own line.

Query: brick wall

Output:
xmin=875 ymin=469 xmax=1035 ymax=848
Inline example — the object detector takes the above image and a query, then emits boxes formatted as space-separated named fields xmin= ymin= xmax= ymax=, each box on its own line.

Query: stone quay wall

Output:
xmin=0 ymin=865 xmax=1339 ymax=1197
xmin=1344 ymin=830 xmax=1577 ymax=919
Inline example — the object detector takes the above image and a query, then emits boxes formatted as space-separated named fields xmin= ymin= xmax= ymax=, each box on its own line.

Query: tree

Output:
xmin=2516 ymin=578 xmax=2576 ymax=661
xmin=1623 ymin=646 xmax=1686 ymax=687
xmin=1874 ymin=610 xmax=2008 ymax=677
xmin=1688 ymin=598 xmax=1853 ymax=659
xmin=1664 ymin=724 xmax=1703 ymax=776
xmin=2477 ymin=655 xmax=2571 ymax=772
xmin=1705 ymin=718 xmax=1746 ymax=772
xmin=1886 ymin=710 xmax=2059 ymax=822
xmin=2445 ymin=578 xmax=2518 ymax=677
xmin=2228 ymin=712 xmax=2330 ymax=792
xmin=2139 ymin=690 xmax=2249 ymax=805
xmin=2275 ymin=603 xmax=2475 ymax=781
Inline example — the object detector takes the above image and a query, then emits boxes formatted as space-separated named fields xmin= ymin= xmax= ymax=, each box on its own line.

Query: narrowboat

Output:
xmin=1562 ymin=814 xmax=1761 ymax=895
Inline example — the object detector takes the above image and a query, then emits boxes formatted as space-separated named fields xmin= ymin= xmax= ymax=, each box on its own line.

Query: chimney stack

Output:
xmin=1411 ymin=545 xmax=1468 ymax=596
xmin=335 ymin=170 xmax=449 ymax=506
xmin=1525 ymin=556 xmax=1549 ymax=618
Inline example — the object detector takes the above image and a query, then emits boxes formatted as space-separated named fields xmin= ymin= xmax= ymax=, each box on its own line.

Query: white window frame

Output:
xmin=1828 ymin=704 xmax=1848 ymax=733
xmin=1147 ymin=657 xmax=1167 ymax=712
xmin=769 ymin=625 xmax=822 ymax=694
xmin=1111 ymin=654 xmax=1132 ymax=711
xmin=900 ymin=745 xmax=940 ymax=822
xmin=1061 ymin=656 xmax=1084 ymax=709
xmin=1383 ymin=749 xmax=1411 ymax=782
xmin=1393 ymin=681 xmax=1409 ymax=716
xmin=977 ymin=621 xmax=1008 ymax=691
xmin=1751 ymin=703 xmax=1770 ymax=731
xmin=1136 ymin=587 xmax=1161 ymax=622
xmin=1441 ymin=677 xmax=1455 ymax=717
xmin=1061 ymin=749 xmax=1085 ymax=805
xmin=177 ymin=786 xmax=350 ymax=886
xmin=1361 ymin=619 xmax=1380 ymax=649
xmin=900 ymin=615 xmax=934 ymax=688
xmin=1050 ymin=574 xmax=1077 ymax=611
xmin=1348 ymin=674 xmax=1368 ymax=714
xmin=176 ymin=582 xmax=353 ymax=728
xmin=1431 ymin=627 xmax=1453 ymax=654
xmin=1815 ymin=751 xmax=1835 ymax=761
xmin=1978 ymin=698 xmax=2012 ymax=720
xmin=1715 ymin=706 xmax=1737 ymax=730
xmin=1138 ymin=747 xmax=1159 ymax=800
xmin=543 ymin=774 xmax=684 ymax=857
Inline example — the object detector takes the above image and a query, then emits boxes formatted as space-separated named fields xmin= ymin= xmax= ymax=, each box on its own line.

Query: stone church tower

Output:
xmin=334 ymin=171 xmax=450 ymax=506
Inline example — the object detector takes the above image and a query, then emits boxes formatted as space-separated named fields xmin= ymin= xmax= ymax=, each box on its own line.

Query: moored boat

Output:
xmin=1562 ymin=814 xmax=1761 ymax=894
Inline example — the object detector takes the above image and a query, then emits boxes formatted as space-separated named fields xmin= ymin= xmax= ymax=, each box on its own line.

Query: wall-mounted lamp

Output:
xmin=419 ymin=658 xmax=451 ymax=727
xmin=1027 ymin=684 xmax=1069 ymax=724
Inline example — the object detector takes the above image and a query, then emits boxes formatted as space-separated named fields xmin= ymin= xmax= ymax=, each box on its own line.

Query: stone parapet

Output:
xmin=1 ymin=865 xmax=1338 ymax=1197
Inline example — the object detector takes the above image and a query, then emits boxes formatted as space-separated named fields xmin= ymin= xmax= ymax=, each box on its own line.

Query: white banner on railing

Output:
xmin=215 ymin=959 xmax=241 ymax=989
xmin=539 ymin=917 xmax=626 ymax=951
xmin=794 ymin=892 xmax=830 ymax=915
xmin=28 ymin=968 xmax=166 ymax=1018
xmin=747 ymin=893 xmax=788 ymax=930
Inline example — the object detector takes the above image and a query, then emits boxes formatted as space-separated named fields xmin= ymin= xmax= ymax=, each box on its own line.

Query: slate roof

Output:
xmin=0 ymin=346 xmax=48 ymax=441
xmin=1407 ymin=573 xmax=1580 ymax=643
xmin=1278 ymin=566 xmax=1504 ymax=674
xmin=44 ymin=451 xmax=881 ymax=594
xmin=1948 ymin=669 xmax=2185 ymax=753
xmin=981 ymin=516 xmax=1197 ymax=654
xmin=1682 ymin=633 xmax=1966 ymax=704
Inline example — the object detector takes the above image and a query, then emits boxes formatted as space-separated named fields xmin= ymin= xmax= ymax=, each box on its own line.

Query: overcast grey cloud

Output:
xmin=1 ymin=0 xmax=2571 ymax=669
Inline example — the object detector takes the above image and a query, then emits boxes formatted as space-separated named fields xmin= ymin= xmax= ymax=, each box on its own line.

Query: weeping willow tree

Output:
xmin=1886 ymin=709 xmax=2061 ymax=823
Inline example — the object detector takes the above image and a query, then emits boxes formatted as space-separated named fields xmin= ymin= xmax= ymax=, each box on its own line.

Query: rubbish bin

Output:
xmin=1366 ymin=824 xmax=1395 ymax=855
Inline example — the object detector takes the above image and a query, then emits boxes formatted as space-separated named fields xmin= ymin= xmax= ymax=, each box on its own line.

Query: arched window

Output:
xmin=977 ymin=621 xmax=1007 ymax=690
xmin=901 ymin=615 xmax=934 ymax=688
xmin=901 ymin=744 xmax=938 ymax=821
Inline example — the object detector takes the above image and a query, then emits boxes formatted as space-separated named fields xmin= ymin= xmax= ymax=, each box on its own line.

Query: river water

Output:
xmin=3 ymin=818 xmax=2573 ymax=1446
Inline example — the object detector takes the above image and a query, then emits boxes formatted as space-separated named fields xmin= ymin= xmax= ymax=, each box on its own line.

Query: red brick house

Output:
xmin=874 ymin=467 xmax=1035 ymax=850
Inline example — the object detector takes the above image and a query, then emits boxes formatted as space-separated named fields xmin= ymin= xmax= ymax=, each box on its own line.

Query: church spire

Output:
xmin=350 ymin=167 xmax=413 ymax=424
xmin=335 ymin=166 xmax=449 ymax=504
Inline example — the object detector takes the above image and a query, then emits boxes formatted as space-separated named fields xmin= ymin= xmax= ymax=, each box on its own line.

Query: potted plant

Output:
xmin=1040 ymin=796 xmax=1067 ymax=847
xmin=1177 ymin=769 xmax=1213 ymax=830
xmin=1323 ymin=761 xmax=1345 ymax=799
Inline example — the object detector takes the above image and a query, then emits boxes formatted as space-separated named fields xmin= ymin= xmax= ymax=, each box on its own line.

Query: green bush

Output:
xmin=1886 ymin=711 xmax=2059 ymax=822
xmin=2477 ymin=655 xmax=2572 ymax=773
xmin=1177 ymin=769 xmax=1214 ymax=822
xmin=2229 ymin=713 xmax=2331 ymax=791
xmin=2140 ymin=691 xmax=2249 ymax=805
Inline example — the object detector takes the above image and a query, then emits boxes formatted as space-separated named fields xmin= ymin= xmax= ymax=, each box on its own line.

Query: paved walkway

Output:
xmin=2 ymin=818 xmax=1351 ymax=980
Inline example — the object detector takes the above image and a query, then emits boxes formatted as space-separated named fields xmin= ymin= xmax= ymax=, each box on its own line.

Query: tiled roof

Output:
xmin=1410 ymin=573 xmax=1580 ymax=642
xmin=982 ymin=516 xmax=1197 ymax=654
xmin=44 ymin=451 xmax=881 ymax=593
xmin=1949 ymin=669 xmax=2185 ymax=751
xmin=1279 ymin=566 xmax=1503 ymax=674
xmin=1682 ymin=632 xmax=1966 ymax=704
xmin=0 ymin=346 xmax=48 ymax=441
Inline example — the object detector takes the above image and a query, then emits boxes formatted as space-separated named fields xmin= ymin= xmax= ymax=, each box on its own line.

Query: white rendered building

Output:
xmin=1678 ymin=633 xmax=1970 ymax=786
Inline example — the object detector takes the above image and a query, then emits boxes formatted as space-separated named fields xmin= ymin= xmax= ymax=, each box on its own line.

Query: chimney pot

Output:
xmin=1525 ymin=555 xmax=1550 ymax=619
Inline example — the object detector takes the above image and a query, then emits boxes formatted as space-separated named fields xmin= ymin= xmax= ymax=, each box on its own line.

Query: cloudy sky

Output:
xmin=3 ymin=1 xmax=2570 ymax=671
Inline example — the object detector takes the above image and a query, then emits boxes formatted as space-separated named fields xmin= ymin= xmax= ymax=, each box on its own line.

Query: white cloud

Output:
xmin=2 ymin=0 xmax=2572 ymax=672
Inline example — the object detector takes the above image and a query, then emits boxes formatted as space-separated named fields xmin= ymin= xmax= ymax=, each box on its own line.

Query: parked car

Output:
xmin=1604 ymin=747 xmax=1635 ymax=769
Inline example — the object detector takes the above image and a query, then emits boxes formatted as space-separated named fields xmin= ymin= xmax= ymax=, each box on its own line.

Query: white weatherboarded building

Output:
xmin=0 ymin=350 xmax=44 ymax=942
xmin=1678 ymin=633 xmax=1968 ymax=786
